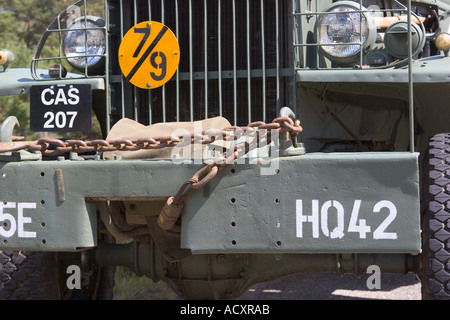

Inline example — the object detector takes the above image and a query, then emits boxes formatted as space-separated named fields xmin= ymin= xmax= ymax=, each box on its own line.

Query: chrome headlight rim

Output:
xmin=316 ymin=1 xmax=377 ymax=65
xmin=63 ymin=15 xmax=106 ymax=73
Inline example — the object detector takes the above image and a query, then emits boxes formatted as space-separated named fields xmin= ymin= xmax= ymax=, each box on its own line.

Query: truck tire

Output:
xmin=0 ymin=250 xmax=115 ymax=300
xmin=421 ymin=133 xmax=450 ymax=300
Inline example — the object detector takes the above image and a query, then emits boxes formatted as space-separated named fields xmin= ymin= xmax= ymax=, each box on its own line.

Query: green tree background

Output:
xmin=0 ymin=0 xmax=103 ymax=138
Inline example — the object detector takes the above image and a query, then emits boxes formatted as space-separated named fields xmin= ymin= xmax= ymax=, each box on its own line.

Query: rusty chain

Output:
xmin=0 ymin=117 xmax=302 ymax=230
xmin=0 ymin=117 xmax=302 ymax=158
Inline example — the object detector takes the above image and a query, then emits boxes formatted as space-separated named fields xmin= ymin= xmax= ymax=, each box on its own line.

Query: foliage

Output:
xmin=0 ymin=1 xmax=69 ymax=51
xmin=113 ymin=267 xmax=178 ymax=300
xmin=0 ymin=40 xmax=34 ymax=136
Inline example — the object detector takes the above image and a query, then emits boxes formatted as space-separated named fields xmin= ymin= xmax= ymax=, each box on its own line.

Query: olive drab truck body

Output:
xmin=0 ymin=0 xmax=449 ymax=300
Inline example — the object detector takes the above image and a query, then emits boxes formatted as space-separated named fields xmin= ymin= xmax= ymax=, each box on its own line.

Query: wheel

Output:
xmin=421 ymin=133 xmax=450 ymax=300
xmin=0 ymin=250 xmax=115 ymax=300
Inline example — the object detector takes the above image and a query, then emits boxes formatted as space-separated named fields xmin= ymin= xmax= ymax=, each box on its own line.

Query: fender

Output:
xmin=0 ymin=68 xmax=104 ymax=97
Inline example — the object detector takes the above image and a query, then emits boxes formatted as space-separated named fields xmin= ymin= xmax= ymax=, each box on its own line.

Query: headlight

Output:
xmin=63 ymin=16 xmax=106 ymax=73
xmin=384 ymin=20 xmax=425 ymax=59
xmin=316 ymin=1 xmax=376 ymax=65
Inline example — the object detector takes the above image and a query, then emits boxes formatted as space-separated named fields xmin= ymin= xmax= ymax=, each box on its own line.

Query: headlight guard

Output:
xmin=31 ymin=0 xmax=107 ymax=80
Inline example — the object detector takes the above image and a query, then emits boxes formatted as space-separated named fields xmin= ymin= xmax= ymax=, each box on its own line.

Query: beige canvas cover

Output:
xmin=103 ymin=116 xmax=232 ymax=160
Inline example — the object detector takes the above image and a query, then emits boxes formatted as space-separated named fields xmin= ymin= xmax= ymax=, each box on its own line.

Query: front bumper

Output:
xmin=0 ymin=152 xmax=421 ymax=254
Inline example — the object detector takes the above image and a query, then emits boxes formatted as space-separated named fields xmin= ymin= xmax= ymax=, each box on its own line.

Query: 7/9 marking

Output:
xmin=118 ymin=21 xmax=180 ymax=89
xmin=125 ymin=24 xmax=168 ymax=82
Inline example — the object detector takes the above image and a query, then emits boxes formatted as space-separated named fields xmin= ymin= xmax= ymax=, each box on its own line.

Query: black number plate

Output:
xmin=30 ymin=84 xmax=92 ymax=132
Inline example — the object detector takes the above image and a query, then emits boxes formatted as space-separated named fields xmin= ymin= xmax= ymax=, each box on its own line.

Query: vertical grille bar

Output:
xmin=119 ymin=0 xmax=126 ymax=120
xmin=147 ymin=0 xmax=153 ymax=125
xmin=276 ymin=0 xmax=280 ymax=113
xmin=104 ymin=0 xmax=111 ymax=133
xmin=261 ymin=0 xmax=266 ymax=123
xmin=217 ymin=0 xmax=223 ymax=118
xmin=161 ymin=0 xmax=166 ymax=122
xmin=232 ymin=0 xmax=237 ymax=125
xmin=204 ymin=0 xmax=208 ymax=119
xmin=246 ymin=0 xmax=251 ymax=123
xmin=133 ymin=0 xmax=138 ymax=121
xmin=175 ymin=0 xmax=180 ymax=122
xmin=189 ymin=0 xmax=194 ymax=122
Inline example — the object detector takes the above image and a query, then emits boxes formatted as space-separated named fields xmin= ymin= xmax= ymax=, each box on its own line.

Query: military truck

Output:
xmin=0 ymin=0 xmax=449 ymax=300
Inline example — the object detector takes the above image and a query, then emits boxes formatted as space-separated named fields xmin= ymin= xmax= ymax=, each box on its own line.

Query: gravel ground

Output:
xmin=238 ymin=272 xmax=421 ymax=300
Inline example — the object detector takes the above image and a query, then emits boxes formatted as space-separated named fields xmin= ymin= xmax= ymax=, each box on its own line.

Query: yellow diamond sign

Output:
xmin=118 ymin=21 xmax=180 ymax=89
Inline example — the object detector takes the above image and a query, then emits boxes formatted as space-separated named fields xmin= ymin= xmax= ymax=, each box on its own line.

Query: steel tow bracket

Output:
xmin=0 ymin=116 xmax=40 ymax=161
xmin=279 ymin=107 xmax=306 ymax=156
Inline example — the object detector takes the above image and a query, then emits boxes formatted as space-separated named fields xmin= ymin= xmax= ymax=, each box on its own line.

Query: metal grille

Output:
xmin=107 ymin=0 xmax=295 ymax=130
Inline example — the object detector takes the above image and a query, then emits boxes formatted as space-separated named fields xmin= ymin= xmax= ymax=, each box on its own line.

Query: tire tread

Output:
xmin=422 ymin=133 xmax=450 ymax=300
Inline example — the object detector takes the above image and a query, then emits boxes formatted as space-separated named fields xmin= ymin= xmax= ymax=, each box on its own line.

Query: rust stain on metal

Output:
xmin=55 ymin=168 xmax=65 ymax=202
